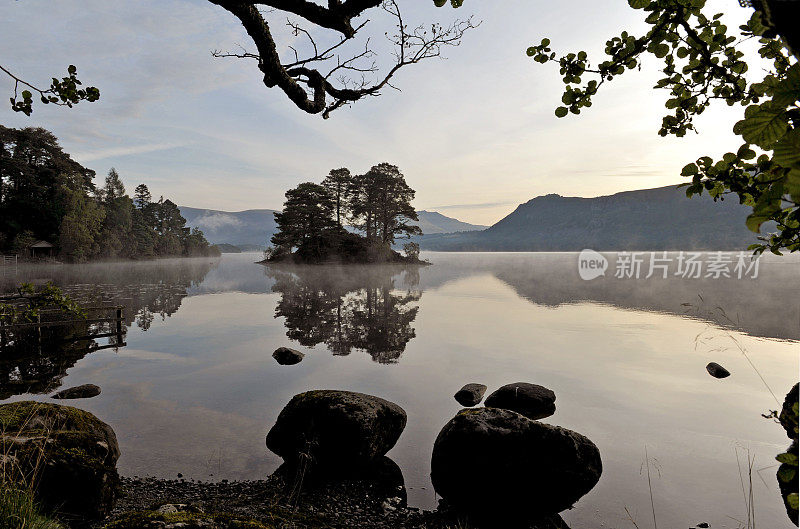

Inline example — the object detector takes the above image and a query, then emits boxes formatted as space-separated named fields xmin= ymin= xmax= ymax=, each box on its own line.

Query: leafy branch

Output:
xmin=1 ymin=64 xmax=100 ymax=116
xmin=528 ymin=0 xmax=799 ymax=254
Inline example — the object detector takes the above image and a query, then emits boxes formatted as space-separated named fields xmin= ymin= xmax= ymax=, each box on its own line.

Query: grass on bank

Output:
xmin=1 ymin=401 xmax=64 ymax=529
xmin=0 ymin=487 xmax=63 ymax=529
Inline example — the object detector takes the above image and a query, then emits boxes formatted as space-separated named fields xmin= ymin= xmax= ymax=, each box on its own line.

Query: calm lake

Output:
xmin=2 ymin=252 xmax=798 ymax=528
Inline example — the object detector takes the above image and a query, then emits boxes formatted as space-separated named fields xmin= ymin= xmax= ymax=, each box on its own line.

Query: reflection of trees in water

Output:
xmin=0 ymin=325 xmax=100 ymax=400
xmin=268 ymin=265 xmax=422 ymax=363
xmin=0 ymin=259 xmax=217 ymax=399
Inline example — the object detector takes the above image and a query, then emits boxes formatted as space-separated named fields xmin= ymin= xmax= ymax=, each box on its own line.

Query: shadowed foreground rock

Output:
xmin=51 ymin=383 xmax=102 ymax=399
xmin=266 ymin=390 xmax=407 ymax=468
xmin=431 ymin=407 xmax=601 ymax=524
xmin=484 ymin=382 xmax=556 ymax=419
xmin=454 ymin=383 xmax=487 ymax=406
xmin=0 ymin=401 xmax=120 ymax=521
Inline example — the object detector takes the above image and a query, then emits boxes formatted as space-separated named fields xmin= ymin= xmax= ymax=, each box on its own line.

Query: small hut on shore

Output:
xmin=27 ymin=240 xmax=55 ymax=259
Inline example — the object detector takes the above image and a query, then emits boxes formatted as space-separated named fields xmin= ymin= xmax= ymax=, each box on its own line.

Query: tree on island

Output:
xmin=322 ymin=168 xmax=352 ymax=230
xmin=268 ymin=163 xmax=423 ymax=263
xmin=349 ymin=163 xmax=422 ymax=245
xmin=272 ymin=182 xmax=339 ymax=262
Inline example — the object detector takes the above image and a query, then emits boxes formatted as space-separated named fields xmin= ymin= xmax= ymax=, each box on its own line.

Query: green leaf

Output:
xmin=681 ymin=163 xmax=699 ymax=176
xmin=735 ymin=103 xmax=789 ymax=148
xmin=555 ymin=106 xmax=569 ymax=118
xmin=773 ymin=129 xmax=800 ymax=167
xmin=789 ymin=493 xmax=799 ymax=510
xmin=628 ymin=0 xmax=649 ymax=8
xmin=777 ymin=452 xmax=799 ymax=465
xmin=777 ymin=465 xmax=796 ymax=483
xmin=746 ymin=213 xmax=769 ymax=233
xmin=772 ymin=63 xmax=800 ymax=107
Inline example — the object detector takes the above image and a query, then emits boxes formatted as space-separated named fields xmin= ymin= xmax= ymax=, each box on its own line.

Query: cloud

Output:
xmin=194 ymin=213 xmax=243 ymax=232
xmin=74 ymin=142 xmax=189 ymax=162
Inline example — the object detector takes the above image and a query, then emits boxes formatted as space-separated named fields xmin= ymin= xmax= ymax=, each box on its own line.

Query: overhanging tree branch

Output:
xmin=209 ymin=0 xmax=475 ymax=118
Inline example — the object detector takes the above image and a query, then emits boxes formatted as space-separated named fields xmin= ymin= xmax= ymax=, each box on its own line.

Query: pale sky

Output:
xmin=0 ymin=0 xmax=760 ymax=225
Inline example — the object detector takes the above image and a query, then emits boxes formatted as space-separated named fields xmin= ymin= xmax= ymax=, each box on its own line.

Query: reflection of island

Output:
xmin=0 ymin=259 xmax=217 ymax=399
xmin=266 ymin=265 xmax=422 ymax=363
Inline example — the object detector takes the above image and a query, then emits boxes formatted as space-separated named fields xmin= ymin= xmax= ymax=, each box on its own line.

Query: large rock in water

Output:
xmin=454 ymin=383 xmax=487 ymax=407
xmin=705 ymin=362 xmax=731 ymax=379
xmin=484 ymin=382 xmax=556 ymax=420
xmin=272 ymin=347 xmax=304 ymax=366
xmin=431 ymin=407 xmax=602 ymax=522
xmin=0 ymin=401 xmax=120 ymax=520
xmin=266 ymin=390 xmax=407 ymax=468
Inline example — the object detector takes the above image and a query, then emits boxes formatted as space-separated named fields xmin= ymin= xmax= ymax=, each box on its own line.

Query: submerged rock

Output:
xmin=51 ymin=383 xmax=101 ymax=399
xmin=431 ymin=407 xmax=601 ymax=522
xmin=273 ymin=347 xmax=304 ymax=365
xmin=484 ymin=382 xmax=556 ymax=419
xmin=454 ymin=383 xmax=487 ymax=407
xmin=0 ymin=401 xmax=120 ymax=520
xmin=706 ymin=362 xmax=731 ymax=379
xmin=266 ymin=390 xmax=407 ymax=468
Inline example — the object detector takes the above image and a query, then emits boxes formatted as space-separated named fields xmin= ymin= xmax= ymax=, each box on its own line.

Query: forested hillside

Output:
xmin=0 ymin=126 xmax=219 ymax=261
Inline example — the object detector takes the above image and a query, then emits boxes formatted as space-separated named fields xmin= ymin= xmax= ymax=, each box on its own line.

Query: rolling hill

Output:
xmin=418 ymin=185 xmax=763 ymax=251
xmin=179 ymin=207 xmax=485 ymax=248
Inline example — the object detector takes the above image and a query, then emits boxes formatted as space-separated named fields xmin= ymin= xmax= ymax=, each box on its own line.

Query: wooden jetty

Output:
xmin=0 ymin=304 xmax=126 ymax=351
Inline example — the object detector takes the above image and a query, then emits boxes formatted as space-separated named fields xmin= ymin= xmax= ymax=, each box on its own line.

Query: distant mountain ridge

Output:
xmin=179 ymin=207 xmax=279 ymax=247
xmin=179 ymin=206 xmax=485 ymax=247
xmin=414 ymin=210 xmax=487 ymax=234
xmin=418 ymin=185 xmax=762 ymax=251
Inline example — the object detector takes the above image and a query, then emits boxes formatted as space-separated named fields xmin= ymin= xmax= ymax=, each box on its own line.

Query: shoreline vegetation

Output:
xmin=0 ymin=126 xmax=220 ymax=263
xmin=261 ymin=164 xmax=427 ymax=265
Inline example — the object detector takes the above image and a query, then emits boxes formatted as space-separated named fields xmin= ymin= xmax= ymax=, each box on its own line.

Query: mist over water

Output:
xmin=1 ymin=252 xmax=798 ymax=528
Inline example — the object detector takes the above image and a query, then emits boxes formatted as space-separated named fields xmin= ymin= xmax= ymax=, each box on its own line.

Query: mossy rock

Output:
xmin=0 ymin=401 xmax=120 ymax=521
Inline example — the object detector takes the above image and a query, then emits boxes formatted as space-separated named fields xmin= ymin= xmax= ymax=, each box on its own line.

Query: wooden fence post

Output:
xmin=116 ymin=307 xmax=123 ymax=340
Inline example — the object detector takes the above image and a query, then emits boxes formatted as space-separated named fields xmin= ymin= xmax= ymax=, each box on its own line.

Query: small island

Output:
xmin=261 ymin=163 xmax=427 ymax=264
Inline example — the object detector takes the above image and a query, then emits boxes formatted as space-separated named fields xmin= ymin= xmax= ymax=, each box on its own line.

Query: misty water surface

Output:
xmin=1 ymin=252 xmax=798 ymax=529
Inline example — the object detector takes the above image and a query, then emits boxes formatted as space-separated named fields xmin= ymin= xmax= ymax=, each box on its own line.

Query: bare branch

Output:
xmin=208 ymin=0 xmax=476 ymax=118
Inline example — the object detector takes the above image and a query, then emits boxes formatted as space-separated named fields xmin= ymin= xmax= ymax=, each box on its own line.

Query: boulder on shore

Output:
xmin=266 ymin=390 xmax=407 ymax=468
xmin=454 ymin=383 xmax=487 ymax=407
xmin=51 ymin=383 xmax=102 ymax=399
xmin=706 ymin=362 xmax=731 ymax=379
xmin=431 ymin=407 xmax=601 ymax=522
xmin=484 ymin=382 xmax=556 ymax=420
xmin=273 ymin=347 xmax=304 ymax=365
xmin=0 ymin=401 xmax=120 ymax=520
